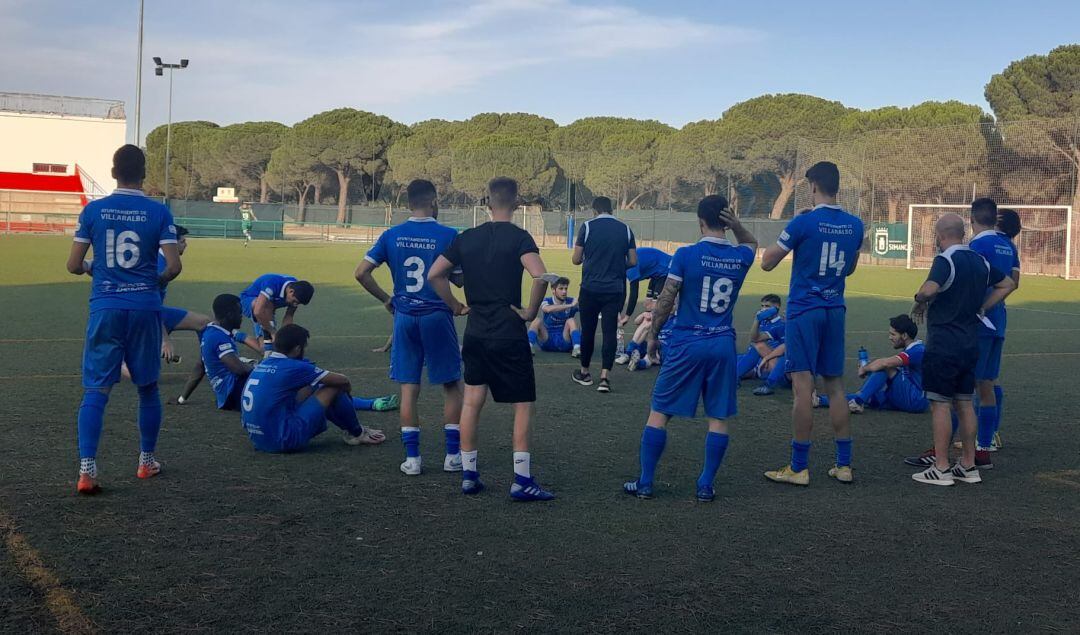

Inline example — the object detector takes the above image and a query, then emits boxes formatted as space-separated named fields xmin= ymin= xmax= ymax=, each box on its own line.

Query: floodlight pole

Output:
xmin=155 ymin=57 xmax=188 ymax=204
xmin=134 ymin=0 xmax=144 ymax=145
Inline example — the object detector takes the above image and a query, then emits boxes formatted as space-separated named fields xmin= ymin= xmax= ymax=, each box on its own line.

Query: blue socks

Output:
xmin=401 ymin=427 xmax=420 ymax=458
xmin=977 ymin=406 xmax=996 ymax=449
xmin=638 ymin=426 xmax=667 ymax=487
xmin=77 ymin=390 xmax=109 ymax=459
xmin=625 ymin=341 xmax=638 ymax=356
xmin=993 ymin=385 xmax=1004 ymax=433
xmin=327 ymin=393 xmax=363 ymax=436
xmin=527 ymin=331 xmax=539 ymax=346
xmin=835 ymin=438 xmax=852 ymax=467
xmin=766 ymin=358 xmax=788 ymax=388
xmin=736 ymin=345 xmax=761 ymax=379
xmin=697 ymin=432 xmax=729 ymax=489
xmin=571 ymin=330 xmax=581 ymax=346
xmin=856 ymin=371 xmax=888 ymax=405
xmin=352 ymin=396 xmax=375 ymax=411
xmin=790 ymin=440 xmax=812 ymax=472
xmin=444 ymin=424 xmax=460 ymax=455
xmin=137 ymin=383 xmax=162 ymax=453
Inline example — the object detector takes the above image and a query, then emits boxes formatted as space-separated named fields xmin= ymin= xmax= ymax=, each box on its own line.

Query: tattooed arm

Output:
xmin=649 ymin=277 xmax=680 ymax=341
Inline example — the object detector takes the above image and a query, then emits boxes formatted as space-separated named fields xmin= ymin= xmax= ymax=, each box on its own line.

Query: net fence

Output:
xmin=0 ymin=92 xmax=126 ymax=120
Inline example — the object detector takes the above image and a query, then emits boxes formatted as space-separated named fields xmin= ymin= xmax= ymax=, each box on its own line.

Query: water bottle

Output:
xmin=858 ymin=346 xmax=869 ymax=368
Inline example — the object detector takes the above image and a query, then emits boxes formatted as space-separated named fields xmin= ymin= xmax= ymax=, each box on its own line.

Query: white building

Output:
xmin=0 ymin=92 xmax=127 ymax=193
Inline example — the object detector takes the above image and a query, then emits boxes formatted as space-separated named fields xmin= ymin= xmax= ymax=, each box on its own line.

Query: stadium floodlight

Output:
xmin=154 ymin=57 xmax=189 ymax=204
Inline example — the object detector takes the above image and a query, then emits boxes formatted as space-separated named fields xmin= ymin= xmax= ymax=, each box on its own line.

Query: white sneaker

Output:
xmin=811 ymin=391 xmax=822 ymax=408
xmin=614 ymin=353 xmax=630 ymax=365
xmin=848 ymin=399 xmax=864 ymax=414
xmin=627 ymin=349 xmax=641 ymax=372
xmin=400 ymin=457 xmax=423 ymax=476
xmin=443 ymin=453 xmax=462 ymax=472
xmin=571 ymin=345 xmax=581 ymax=358
xmin=950 ymin=463 xmax=982 ymax=484
xmin=912 ymin=465 xmax=955 ymax=486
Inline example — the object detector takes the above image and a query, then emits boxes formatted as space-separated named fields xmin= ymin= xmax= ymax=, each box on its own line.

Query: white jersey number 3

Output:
xmin=818 ymin=242 xmax=846 ymax=276
xmin=403 ymin=256 xmax=426 ymax=293
xmin=700 ymin=276 xmax=734 ymax=313
xmin=105 ymin=229 xmax=141 ymax=269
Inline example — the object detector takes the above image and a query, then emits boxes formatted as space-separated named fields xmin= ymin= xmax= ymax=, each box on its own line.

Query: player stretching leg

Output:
xmin=355 ymin=179 xmax=464 ymax=476
xmin=240 ymin=325 xmax=386 ymax=452
xmin=66 ymin=145 xmax=181 ymax=494
xmin=239 ymin=273 xmax=314 ymax=356
xmin=429 ymin=176 xmax=556 ymax=501
xmin=528 ymin=277 xmax=581 ymax=356
xmin=624 ymin=198 xmax=756 ymax=501
xmin=761 ymin=162 xmax=864 ymax=486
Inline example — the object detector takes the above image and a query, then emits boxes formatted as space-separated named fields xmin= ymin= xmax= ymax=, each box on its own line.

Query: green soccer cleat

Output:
xmin=372 ymin=394 xmax=400 ymax=412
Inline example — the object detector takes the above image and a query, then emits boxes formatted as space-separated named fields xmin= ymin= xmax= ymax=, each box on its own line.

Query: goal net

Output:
xmin=472 ymin=204 xmax=547 ymax=245
xmin=907 ymin=204 xmax=1075 ymax=279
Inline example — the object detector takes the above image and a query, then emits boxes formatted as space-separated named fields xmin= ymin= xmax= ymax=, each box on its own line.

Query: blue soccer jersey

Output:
xmin=776 ymin=205 xmax=864 ymax=318
xmin=74 ymin=189 xmax=177 ymax=311
xmin=240 ymin=273 xmax=297 ymax=310
xmin=241 ymin=353 xmax=329 ymax=447
xmin=970 ymin=230 xmax=1019 ymax=339
xmin=364 ymin=218 xmax=458 ymax=315
xmin=896 ymin=339 xmax=925 ymax=389
xmin=626 ymin=247 xmax=672 ymax=283
xmin=541 ymin=296 xmax=578 ymax=332
xmin=200 ymin=323 xmax=242 ymax=409
xmin=760 ymin=315 xmax=786 ymax=347
xmin=665 ymin=237 xmax=755 ymax=341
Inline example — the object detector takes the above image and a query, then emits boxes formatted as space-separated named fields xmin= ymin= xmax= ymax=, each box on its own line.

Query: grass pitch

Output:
xmin=1 ymin=235 xmax=1079 ymax=633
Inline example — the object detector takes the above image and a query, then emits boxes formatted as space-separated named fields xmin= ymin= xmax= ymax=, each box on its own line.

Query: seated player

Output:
xmin=623 ymin=196 xmax=757 ymax=502
xmin=735 ymin=294 xmax=788 ymax=394
xmin=623 ymin=246 xmax=672 ymax=323
xmin=816 ymin=315 xmax=929 ymax=414
xmin=239 ymin=273 xmax=315 ymax=355
xmin=240 ymin=324 xmax=386 ymax=453
xmin=618 ymin=295 xmax=668 ymax=371
xmin=529 ymin=277 xmax=581 ymax=356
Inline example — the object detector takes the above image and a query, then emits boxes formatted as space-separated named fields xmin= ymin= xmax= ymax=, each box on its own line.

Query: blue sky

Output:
xmin=1 ymin=0 xmax=1077 ymax=141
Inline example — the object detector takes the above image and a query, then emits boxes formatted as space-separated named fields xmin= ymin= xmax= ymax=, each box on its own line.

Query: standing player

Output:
xmin=624 ymin=246 xmax=671 ymax=320
xmin=239 ymin=273 xmax=315 ymax=355
xmin=240 ymin=203 xmax=256 ymax=247
xmin=623 ymin=196 xmax=757 ymax=502
xmin=528 ymin=277 xmax=581 ymax=356
xmin=968 ymin=198 xmax=1020 ymax=465
xmin=428 ymin=176 xmax=556 ymax=501
xmin=354 ymin=179 xmax=464 ymax=476
xmin=909 ymin=214 xmax=1015 ymax=485
xmin=989 ymin=208 xmax=1022 ymax=448
xmin=240 ymin=325 xmax=386 ymax=452
xmin=66 ymin=144 xmax=180 ymax=494
xmin=760 ymin=161 xmax=863 ymax=486
xmin=816 ymin=315 xmax=928 ymax=414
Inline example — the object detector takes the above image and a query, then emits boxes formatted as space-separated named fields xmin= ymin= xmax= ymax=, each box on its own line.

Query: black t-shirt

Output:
xmin=576 ymin=214 xmax=636 ymax=294
xmin=442 ymin=221 xmax=539 ymax=340
xmin=925 ymin=245 xmax=1005 ymax=352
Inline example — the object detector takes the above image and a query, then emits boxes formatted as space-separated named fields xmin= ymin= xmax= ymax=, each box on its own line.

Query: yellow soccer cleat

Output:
xmin=828 ymin=465 xmax=854 ymax=483
xmin=764 ymin=464 xmax=810 ymax=486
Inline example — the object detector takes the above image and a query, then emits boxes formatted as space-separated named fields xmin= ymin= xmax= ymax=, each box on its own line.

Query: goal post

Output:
xmin=906 ymin=203 xmax=1074 ymax=279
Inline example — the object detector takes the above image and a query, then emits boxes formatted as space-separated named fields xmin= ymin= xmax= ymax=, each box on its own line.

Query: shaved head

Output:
xmin=936 ymin=213 xmax=966 ymax=241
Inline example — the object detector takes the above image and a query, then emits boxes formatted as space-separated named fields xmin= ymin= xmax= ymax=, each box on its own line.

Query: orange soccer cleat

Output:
xmin=136 ymin=460 xmax=162 ymax=479
xmin=76 ymin=472 xmax=101 ymax=495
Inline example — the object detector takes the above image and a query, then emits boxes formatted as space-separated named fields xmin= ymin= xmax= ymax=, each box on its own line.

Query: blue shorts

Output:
xmin=785 ymin=307 xmax=846 ymax=377
xmin=540 ymin=331 xmax=571 ymax=352
xmin=390 ymin=310 xmax=462 ymax=385
xmin=161 ymin=306 xmax=188 ymax=333
xmin=886 ymin=375 xmax=929 ymax=413
xmin=253 ymin=398 xmax=327 ymax=453
xmin=975 ymin=337 xmax=1003 ymax=381
xmin=240 ymin=295 xmax=274 ymax=339
xmin=650 ymin=336 xmax=737 ymax=419
xmin=82 ymin=309 xmax=162 ymax=388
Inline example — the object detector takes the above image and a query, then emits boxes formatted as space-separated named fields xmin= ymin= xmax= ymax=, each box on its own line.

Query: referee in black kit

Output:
xmin=571 ymin=196 xmax=637 ymax=393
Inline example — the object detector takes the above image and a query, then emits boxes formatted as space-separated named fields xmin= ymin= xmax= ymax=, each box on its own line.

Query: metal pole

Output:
xmin=164 ymin=68 xmax=173 ymax=204
xmin=134 ymin=0 xmax=144 ymax=145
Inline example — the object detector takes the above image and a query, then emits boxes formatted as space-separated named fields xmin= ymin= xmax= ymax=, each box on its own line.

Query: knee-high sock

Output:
xmin=326 ymin=393 xmax=363 ymax=436
xmin=528 ymin=330 xmax=539 ymax=346
xmin=444 ymin=424 xmax=460 ymax=456
xmin=570 ymin=330 xmax=581 ymax=346
xmin=352 ymin=396 xmax=376 ymax=411
xmin=790 ymin=440 xmax=812 ymax=472
xmin=638 ymin=426 xmax=667 ymax=487
xmin=401 ymin=426 xmax=420 ymax=458
xmin=977 ymin=406 xmax=996 ymax=449
xmin=137 ymin=383 xmax=162 ymax=453
xmin=855 ymin=371 xmax=888 ymax=405
xmin=993 ymin=385 xmax=1004 ymax=433
xmin=835 ymin=437 xmax=853 ymax=467
xmin=77 ymin=390 xmax=109 ymax=459
xmin=697 ymin=432 xmax=730 ymax=489
xmin=736 ymin=346 xmax=761 ymax=379
xmin=766 ymin=357 xmax=788 ymax=388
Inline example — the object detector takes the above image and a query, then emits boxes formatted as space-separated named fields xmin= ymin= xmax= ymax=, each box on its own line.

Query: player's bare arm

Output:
xmin=760 ymin=244 xmax=788 ymax=271
xmin=981 ymin=275 xmax=1017 ymax=313
xmin=649 ymin=278 xmax=680 ymax=340
xmin=159 ymin=242 xmax=182 ymax=284
xmin=66 ymin=241 xmax=91 ymax=275
xmin=515 ymin=252 xmax=550 ymax=322
xmin=251 ymin=294 xmax=277 ymax=337
xmin=281 ymin=304 xmax=298 ymax=327
xmin=719 ymin=209 xmax=758 ymax=253
xmin=318 ymin=371 xmax=352 ymax=394
xmin=355 ymin=259 xmax=394 ymax=312
xmin=626 ymin=247 xmax=638 ymax=268
xmin=571 ymin=244 xmax=584 ymax=265
xmin=911 ymin=280 xmax=940 ymax=323
xmin=428 ymin=255 xmax=468 ymax=316
xmin=860 ymin=354 xmax=903 ymax=377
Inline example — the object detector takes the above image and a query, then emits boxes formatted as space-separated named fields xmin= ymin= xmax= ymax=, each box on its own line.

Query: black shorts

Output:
xmin=462 ymin=335 xmax=536 ymax=403
xmin=922 ymin=346 xmax=978 ymax=402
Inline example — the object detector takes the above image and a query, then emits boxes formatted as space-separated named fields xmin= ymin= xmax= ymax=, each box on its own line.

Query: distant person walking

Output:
xmin=571 ymin=196 xmax=637 ymax=393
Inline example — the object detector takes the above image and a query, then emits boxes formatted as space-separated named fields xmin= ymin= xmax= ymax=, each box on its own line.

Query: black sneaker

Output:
xmin=572 ymin=370 xmax=593 ymax=386
xmin=903 ymin=448 xmax=936 ymax=467
xmin=597 ymin=377 xmax=611 ymax=393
